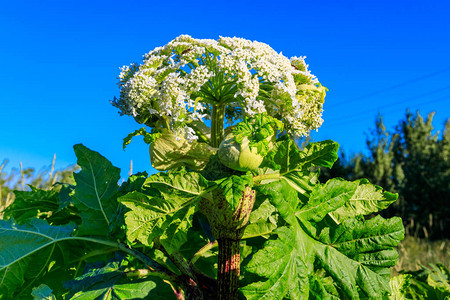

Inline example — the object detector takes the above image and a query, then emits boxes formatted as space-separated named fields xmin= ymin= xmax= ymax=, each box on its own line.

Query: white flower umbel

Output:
xmin=112 ymin=35 xmax=327 ymax=144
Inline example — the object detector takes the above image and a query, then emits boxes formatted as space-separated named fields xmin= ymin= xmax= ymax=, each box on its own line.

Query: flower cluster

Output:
xmin=112 ymin=35 xmax=326 ymax=140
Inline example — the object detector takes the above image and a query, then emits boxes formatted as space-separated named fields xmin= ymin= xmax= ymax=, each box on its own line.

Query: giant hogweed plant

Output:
xmin=1 ymin=36 xmax=406 ymax=299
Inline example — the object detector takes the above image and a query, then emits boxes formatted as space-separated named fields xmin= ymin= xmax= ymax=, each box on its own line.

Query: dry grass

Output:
xmin=393 ymin=235 xmax=450 ymax=275
xmin=0 ymin=160 xmax=14 ymax=218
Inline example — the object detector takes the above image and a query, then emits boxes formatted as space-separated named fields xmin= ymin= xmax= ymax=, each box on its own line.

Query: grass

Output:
xmin=394 ymin=235 xmax=450 ymax=275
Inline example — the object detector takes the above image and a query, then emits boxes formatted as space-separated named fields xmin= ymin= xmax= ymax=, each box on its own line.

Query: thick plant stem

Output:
xmin=154 ymin=239 xmax=203 ymax=299
xmin=211 ymin=104 xmax=225 ymax=148
xmin=217 ymin=238 xmax=240 ymax=300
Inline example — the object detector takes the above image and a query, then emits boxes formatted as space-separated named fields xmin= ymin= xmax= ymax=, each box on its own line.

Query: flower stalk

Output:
xmin=211 ymin=104 xmax=225 ymax=148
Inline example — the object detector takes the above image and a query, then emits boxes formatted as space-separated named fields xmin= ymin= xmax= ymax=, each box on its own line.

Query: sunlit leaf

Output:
xmin=242 ymin=177 xmax=405 ymax=299
xmin=329 ymin=178 xmax=398 ymax=223
xmin=72 ymin=144 xmax=121 ymax=236
xmin=119 ymin=191 xmax=196 ymax=254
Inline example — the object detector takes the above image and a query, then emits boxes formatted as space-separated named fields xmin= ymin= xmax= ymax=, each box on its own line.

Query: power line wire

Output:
xmin=325 ymin=95 xmax=449 ymax=127
xmin=326 ymin=85 xmax=450 ymax=123
xmin=327 ymin=67 xmax=450 ymax=108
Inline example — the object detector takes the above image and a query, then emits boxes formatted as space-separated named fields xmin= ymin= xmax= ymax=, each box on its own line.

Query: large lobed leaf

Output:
xmin=119 ymin=191 xmax=197 ymax=254
xmin=264 ymin=139 xmax=339 ymax=173
xmin=329 ymin=178 xmax=398 ymax=224
xmin=296 ymin=178 xmax=357 ymax=224
xmin=0 ymin=218 xmax=75 ymax=299
xmin=144 ymin=167 xmax=211 ymax=196
xmin=256 ymin=180 xmax=299 ymax=226
xmin=297 ymin=140 xmax=340 ymax=170
xmin=119 ymin=168 xmax=212 ymax=254
xmin=262 ymin=139 xmax=338 ymax=201
xmin=242 ymin=199 xmax=278 ymax=239
xmin=72 ymin=144 xmax=121 ymax=236
xmin=240 ymin=226 xmax=311 ymax=299
xmin=241 ymin=173 xmax=404 ymax=299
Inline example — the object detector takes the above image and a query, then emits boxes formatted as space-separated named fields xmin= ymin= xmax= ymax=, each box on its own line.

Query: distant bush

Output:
xmin=321 ymin=110 xmax=450 ymax=239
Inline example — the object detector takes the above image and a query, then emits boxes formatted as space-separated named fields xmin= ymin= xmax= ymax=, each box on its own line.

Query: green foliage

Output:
xmin=31 ymin=284 xmax=56 ymax=300
xmin=321 ymin=111 xmax=450 ymax=239
xmin=3 ymin=185 xmax=80 ymax=226
xmin=149 ymin=130 xmax=217 ymax=171
xmin=64 ymin=260 xmax=175 ymax=299
xmin=72 ymin=144 xmax=122 ymax=236
xmin=1 ymin=116 xmax=409 ymax=299
xmin=329 ymin=178 xmax=398 ymax=224
xmin=218 ymin=175 xmax=253 ymax=212
xmin=0 ymin=157 xmax=78 ymax=218
xmin=233 ymin=113 xmax=283 ymax=156
xmin=390 ymin=264 xmax=450 ymax=299
xmin=122 ymin=127 xmax=161 ymax=150
xmin=119 ymin=190 xmax=197 ymax=253
xmin=243 ymin=173 xmax=404 ymax=299
xmin=0 ymin=218 xmax=76 ymax=298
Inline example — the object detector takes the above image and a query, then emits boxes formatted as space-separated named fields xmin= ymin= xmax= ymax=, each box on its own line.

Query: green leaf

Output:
xmin=309 ymin=269 xmax=341 ymax=300
xmin=297 ymin=140 xmax=339 ymax=169
xmin=3 ymin=187 xmax=59 ymax=223
xmin=65 ymin=260 xmax=176 ymax=299
xmin=149 ymin=131 xmax=217 ymax=171
xmin=160 ymin=204 xmax=197 ymax=254
xmin=426 ymin=264 xmax=450 ymax=297
xmin=119 ymin=172 xmax=148 ymax=194
xmin=123 ymin=127 xmax=160 ymax=150
xmin=296 ymin=178 xmax=357 ymax=224
xmin=118 ymin=191 xmax=196 ymax=254
xmin=218 ymin=175 xmax=253 ymax=211
xmin=264 ymin=139 xmax=339 ymax=173
xmin=312 ymin=217 xmax=404 ymax=298
xmin=3 ymin=186 xmax=80 ymax=226
xmin=31 ymin=284 xmax=56 ymax=300
xmin=243 ymin=174 xmax=404 ymax=299
xmin=400 ymin=264 xmax=450 ymax=299
xmin=144 ymin=167 xmax=210 ymax=196
xmin=264 ymin=138 xmax=300 ymax=172
xmin=232 ymin=113 xmax=283 ymax=156
xmin=243 ymin=199 xmax=278 ymax=239
xmin=318 ymin=216 xmax=404 ymax=270
xmin=314 ymin=243 xmax=392 ymax=298
xmin=122 ymin=168 xmax=210 ymax=252
xmin=389 ymin=274 xmax=412 ymax=300
xmin=329 ymin=178 xmax=398 ymax=223
xmin=281 ymin=169 xmax=319 ymax=198
xmin=0 ymin=219 xmax=75 ymax=299
xmin=72 ymin=144 xmax=121 ymax=236
xmin=242 ymin=215 xmax=404 ymax=299
xmin=256 ymin=180 xmax=298 ymax=225
xmin=240 ymin=226 xmax=311 ymax=299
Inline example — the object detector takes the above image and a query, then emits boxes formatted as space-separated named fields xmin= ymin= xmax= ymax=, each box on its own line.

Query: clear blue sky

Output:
xmin=1 ymin=0 xmax=449 ymax=179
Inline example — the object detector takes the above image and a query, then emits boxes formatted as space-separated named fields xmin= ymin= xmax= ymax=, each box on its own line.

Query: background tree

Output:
xmin=321 ymin=111 xmax=450 ymax=239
